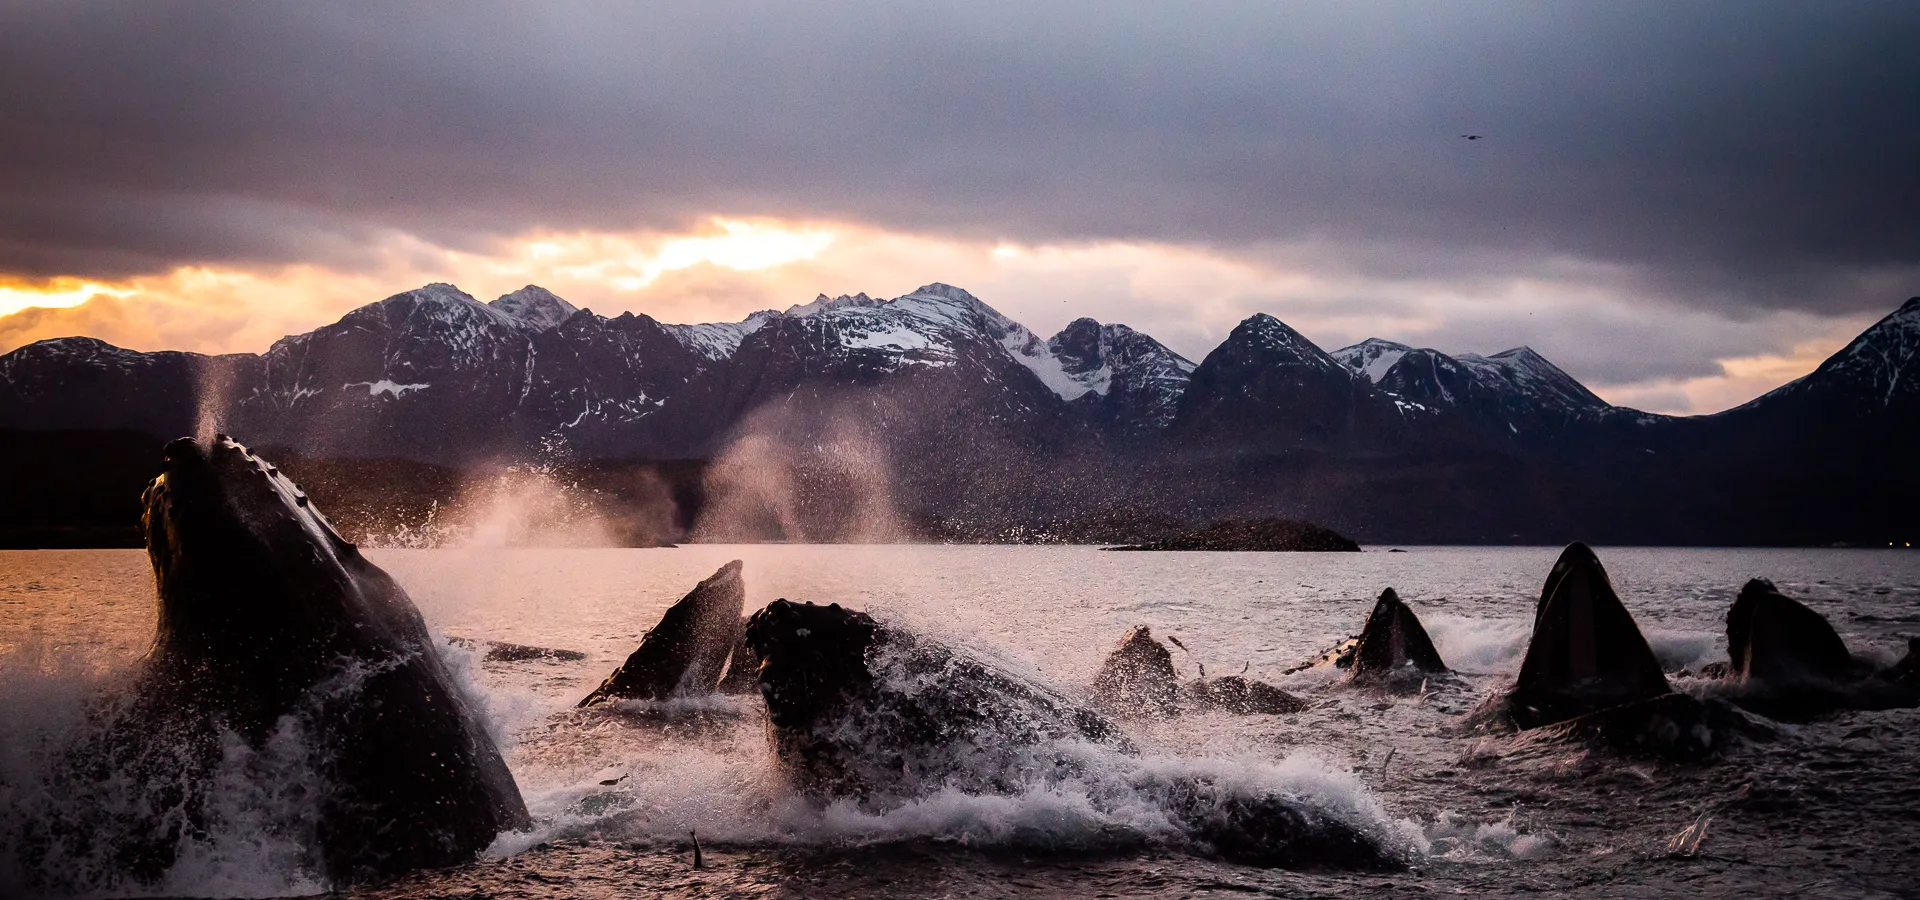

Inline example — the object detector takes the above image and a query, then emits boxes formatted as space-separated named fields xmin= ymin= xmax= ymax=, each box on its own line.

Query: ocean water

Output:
xmin=3 ymin=545 xmax=1919 ymax=898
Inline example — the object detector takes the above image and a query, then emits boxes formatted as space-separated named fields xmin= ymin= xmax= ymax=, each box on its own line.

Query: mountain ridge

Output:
xmin=2 ymin=285 xmax=1915 ymax=544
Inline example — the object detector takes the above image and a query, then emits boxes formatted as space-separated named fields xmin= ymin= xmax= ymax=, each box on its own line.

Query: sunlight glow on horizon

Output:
xmin=0 ymin=279 xmax=136 ymax=317
xmin=0 ymin=217 xmax=1867 ymax=418
xmin=575 ymin=218 xmax=837 ymax=290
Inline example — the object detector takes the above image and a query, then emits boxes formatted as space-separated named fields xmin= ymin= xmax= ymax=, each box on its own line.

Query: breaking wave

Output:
xmin=0 ymin=648 xmax=326 ymax=898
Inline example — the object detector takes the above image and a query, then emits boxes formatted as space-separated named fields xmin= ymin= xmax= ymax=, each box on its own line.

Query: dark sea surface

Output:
xmin=3 ymin=546 xmax=1918 ymax=898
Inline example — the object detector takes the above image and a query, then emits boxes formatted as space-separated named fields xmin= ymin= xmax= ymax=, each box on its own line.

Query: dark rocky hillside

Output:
xmin=3 ymin=285 xmax=1916 ymax=547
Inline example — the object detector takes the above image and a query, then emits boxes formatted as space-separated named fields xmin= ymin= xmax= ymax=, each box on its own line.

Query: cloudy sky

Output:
xmin=2 ymin=1 xmax=1915 ymax=413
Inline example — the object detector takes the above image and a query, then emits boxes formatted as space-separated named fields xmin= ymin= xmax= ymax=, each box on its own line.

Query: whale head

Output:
xmin=1507 ymin=542 xmax=1671 ymax=728
xmin=1348 ymin=587 xmax=1447 ymax=680
xmin=744 ymin=599 xmax=879 ymax=729
xmin=140 ymin=435 xmax=424 ymax=715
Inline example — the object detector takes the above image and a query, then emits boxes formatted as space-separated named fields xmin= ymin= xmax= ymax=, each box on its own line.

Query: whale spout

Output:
xmin=1348 ymin=588 xmax=1448 ymax=683
xmin=1505 ymin=543 xmax=1670 ymax=729
xmin=579 ymin=560 xmax=747 ymax=706
xmin=124 ymin=436 xmax=529 ymax=886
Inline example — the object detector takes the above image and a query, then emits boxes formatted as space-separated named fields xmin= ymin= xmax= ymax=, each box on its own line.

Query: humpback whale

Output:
xmin=578 ymin=560 xmax=747 ymax=707
xmin=1713 ymin=579 xmax=1918 ymax=719
xmin=1183 ymin=675 xmax=1309 ymax=714
xmin=744 ymin=600 xmax=1402 ymax=870
xmin=1091 ymin=626 xmax=1305 ymax=715
xmin=1475 ymin=544 xmax=1760 ymax=757
xmin=81 ymin=436 xmax=529 ymax=887
xmin=1089 ymin=625 xmax=1180 ymax=716
xmin=1288 ymin=589 xmax=1446 ymax=692
xmin=1504 ymin=542 xmax=1671 ymax=729
xmin=1728 ymin=579 xmax=1858 ymax=684
xmin=1346 ymin=588 xmax=1448 ymax=687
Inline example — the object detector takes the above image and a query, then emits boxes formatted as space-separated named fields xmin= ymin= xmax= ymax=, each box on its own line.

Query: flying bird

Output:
xmin=1460 ymin=134 xmax=1484 ymax=140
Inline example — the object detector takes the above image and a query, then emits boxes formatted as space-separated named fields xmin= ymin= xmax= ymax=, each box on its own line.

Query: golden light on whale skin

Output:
xmin=0 ymin=278 xmax=135 ymax=317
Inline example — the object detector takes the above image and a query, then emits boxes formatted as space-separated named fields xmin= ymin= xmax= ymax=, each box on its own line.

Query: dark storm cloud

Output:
xmin=2 ymin=1 xmax=1916 ymax=314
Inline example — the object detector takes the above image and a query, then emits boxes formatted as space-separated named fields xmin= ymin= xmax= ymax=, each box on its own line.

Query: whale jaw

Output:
xmin=1089 ymin=625 xmax=1180 ymax=716
xmin=1505 ymin=543 xmax=1671 ymax=730
xmin=1728 ymin=579 xmax=1857 ymax=685
xmin=141 ymin=435 xmax=400 ymax=729
xmin=579 ymin=559 xmax=748 ymax=706
xmin=1716 ymin=579 xmax=1918 ymax=720
xmin=1347 ymin=588 xmax=1447 ymax=684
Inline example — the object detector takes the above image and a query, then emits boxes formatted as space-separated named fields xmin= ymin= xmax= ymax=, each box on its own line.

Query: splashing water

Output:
xmin=6 ymin=545 xmax=1919 ymax=896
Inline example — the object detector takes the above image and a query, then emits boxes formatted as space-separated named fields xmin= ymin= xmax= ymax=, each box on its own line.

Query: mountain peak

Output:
xmin=1332 ymin=338 xmax=1413 ymax=384
xmin=904 ymin=282 xmax=979 ymax=304
xmin=785 ymin=292 xmax=882 ymax=317
xmin=490 ymin=285 xmax=579 ymax=332
xmin=1226 ymin=313 xmax=1343 ymax=373
xmin=1776 ymin=295 xmax=1920 ymax=409
xmin=370 ymin=283 xmax=519 ymax=331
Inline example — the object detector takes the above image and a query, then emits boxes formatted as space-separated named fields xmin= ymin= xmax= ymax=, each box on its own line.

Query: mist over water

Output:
xmin=4 ymin=545 xmax=1919 ymax=896
xmin=693 ymin=406 xmax=907 ymax=543
xmin=351 ymin=463 xmax=683 ymax=550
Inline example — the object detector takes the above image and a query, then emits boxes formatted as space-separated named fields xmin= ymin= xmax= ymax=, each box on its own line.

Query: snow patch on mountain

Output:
xmin=347 ymin=380 xmax=429 ymax=399
xmin=786 ymin=292 xmax=885 ymax=317
xmin=841 ymin=320 xmax=936 ymax=353
xmin=1332 ymin=338 xmax=1412 ymax=385
xmin=662 ymin=311 xmax=779 ymax=361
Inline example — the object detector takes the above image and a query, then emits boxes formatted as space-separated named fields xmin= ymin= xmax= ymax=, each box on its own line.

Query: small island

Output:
xmin=1102 ymin=518 xmax=1361 ymax=552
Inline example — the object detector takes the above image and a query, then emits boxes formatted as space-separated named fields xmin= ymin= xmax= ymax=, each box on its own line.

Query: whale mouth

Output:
xmin=1505 ymin=543 xmax=1672 ymax=729
xmin=744 ymin=600 xmax=880 ymax=727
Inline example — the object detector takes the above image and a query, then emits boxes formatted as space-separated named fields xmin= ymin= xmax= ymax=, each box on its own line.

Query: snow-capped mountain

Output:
xmin=490 ymin=285 xmax=579 ymax=332
xmin=638 ymin=283 xmax=1090 ymax=456
xmin=4 ymin=284 xmax=1917 ymax=545
xmin=662 ymin=283 xmax=1190 ymax=417
xmin=661 ymin=310 xmax=778 ymax=362
xmin=1331 ymin=338 xmax=1612 ymax=440
xmin=228 ymin=283 xmax=540 ymax=456
xmin=1330 ymin=338 xmax=1410 ymax=385
xmin=1046 ymin=318 xmax=1196 ymax=432
xmin=1725 ymin=296 xmax=1920 ymax=417
xmin=0 ymin=280 xmax=1183 ymax=460
xmin=1171 ymin=313 xmax=1412 ymax=452
xmin=0 ymin=336 xmax=261 ymax=438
